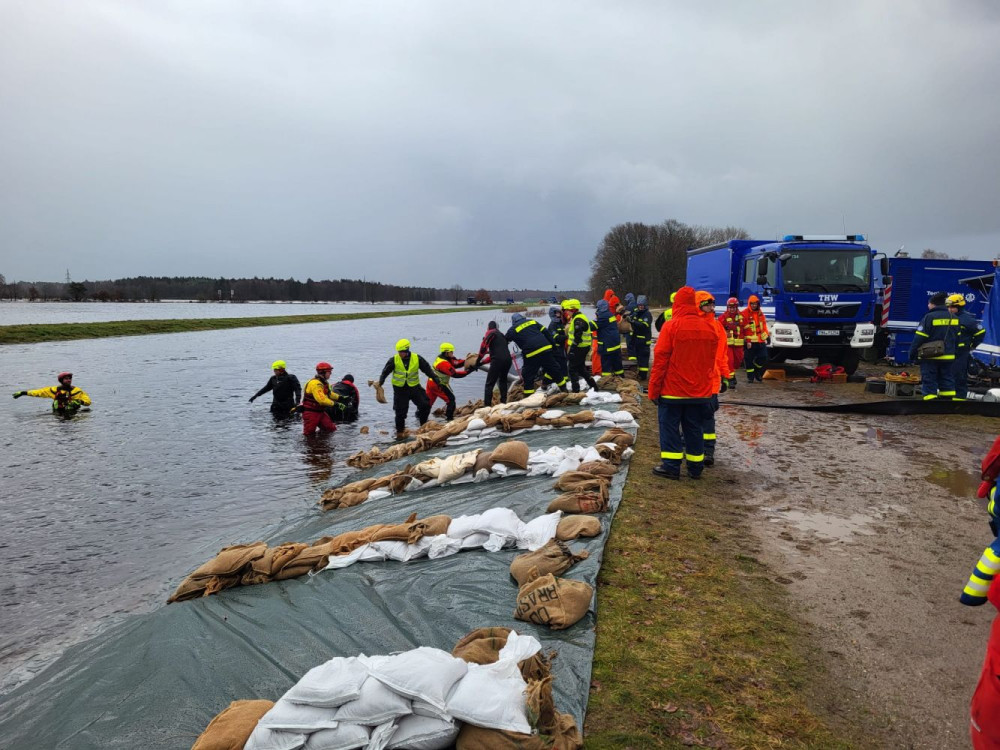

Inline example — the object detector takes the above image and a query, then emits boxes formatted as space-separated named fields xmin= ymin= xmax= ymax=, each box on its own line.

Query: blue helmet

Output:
xmin=511 ymin=313 xmax=527 ymax=324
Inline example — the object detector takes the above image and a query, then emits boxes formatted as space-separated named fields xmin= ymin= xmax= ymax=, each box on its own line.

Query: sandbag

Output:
xmin=555 ymin=515 xmax=601 ymax=540
xmin=369 ymin=379 xmax=388 ymax=404
xmin=366 ymin=647 xmax=468 ymax=712
xmin=446 ymin=658 xmax=533 ymax=733
xmin=595 ymin=427 xmax=634 ymax=448
xmin=387 ymin=714 xmax=458 ymax=750
xmin=491 ymin=440 xmax=530 ymax=470
xmin=514 ymin=569 xmax=593 ymax=631
xmin=593 ymin=443 xmax=624 ymax=465
xmin=575 ymin=460 xmax=617 ymax=477
xmin=332 ymin=675 xmax=412 ymax=724
xmin=567 ymin=410 xmax=594 ymax=424
xmin=191 ymin=542 xmax=268 ymax=578
xmin=551 ymin=473 xmax=610 ymax=499
xmin=455 ymin=724 xmax=547 ymax=750
xmin=464 ymin=353 xmax=480 ymax=370
xmin=192 ymin=699 xmax=275 ymax=750
xmin=472 ymin=450 xmax=495 ymax=474
xmin=524 ymin=675 xmax=556 ymax=734
xmin=509 ymin=540 xmax=589 ymax=586
xmin=283 ymin=657 xmax=369 ymax=708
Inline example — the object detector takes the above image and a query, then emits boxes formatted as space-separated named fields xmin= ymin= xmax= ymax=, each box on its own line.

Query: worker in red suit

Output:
xmin=426 ymin=342 xmax=470 ymax=421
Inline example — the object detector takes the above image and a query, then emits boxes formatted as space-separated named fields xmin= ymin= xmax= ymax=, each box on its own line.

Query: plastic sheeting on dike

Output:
xmin=0 ymin=421 xmax=635 ymax=750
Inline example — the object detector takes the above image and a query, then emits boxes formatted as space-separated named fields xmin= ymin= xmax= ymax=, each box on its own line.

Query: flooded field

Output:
xmin=0 ymin=308 xmax=517 ymax=692
xmin=0 ymin=300 xmax=442 ymax=326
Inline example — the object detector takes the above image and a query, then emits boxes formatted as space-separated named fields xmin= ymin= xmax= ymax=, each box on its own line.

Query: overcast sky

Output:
xmin=1 ymin=1 xmax=999 ymax=289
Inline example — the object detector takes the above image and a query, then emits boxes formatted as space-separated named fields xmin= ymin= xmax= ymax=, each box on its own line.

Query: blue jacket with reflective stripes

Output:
xmin=505 ymin=315 xmax=555 ymax=358
xmin=956 ymin=309 xmax=985 ymax=350
xmin=908 ymin=305 xmax=958 ymax=361
xmin=595 ymin=300 xmax=621 ymax=351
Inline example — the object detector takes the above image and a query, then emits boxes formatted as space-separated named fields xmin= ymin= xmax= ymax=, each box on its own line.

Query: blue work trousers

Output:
xmin=745 ymin=343 xmax=768 ymax=381
xmin=522 ymin=350 xmax=566 ymax=394
xmin=599 ymin=345 xmax=624 ymax=376
xmin=954 ymin=350 xmax=970 ymax=400
xmin=703 ymin=394 xmax=719 ymax=458
xmin=919 ymin=360 xmax=955 ymax=400
xmin=657 ymin=398 xmax=712 ymax=477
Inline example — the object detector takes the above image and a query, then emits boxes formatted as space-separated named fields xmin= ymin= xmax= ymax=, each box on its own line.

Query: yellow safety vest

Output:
xmin=570 ymin=313 xmax=593 ymax=348
xmin=392 ymin=353 xmax=421 ymax=387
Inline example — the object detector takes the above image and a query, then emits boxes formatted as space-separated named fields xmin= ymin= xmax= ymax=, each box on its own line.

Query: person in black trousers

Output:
xmin=478 ymin=321 xmax=513 ymax=406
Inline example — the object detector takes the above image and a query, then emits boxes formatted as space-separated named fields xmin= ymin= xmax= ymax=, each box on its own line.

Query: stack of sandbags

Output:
xmin=552 ymin=471 xmax=611 ymax=499
xmin=168 ymin=512 xmax=452 ymax=602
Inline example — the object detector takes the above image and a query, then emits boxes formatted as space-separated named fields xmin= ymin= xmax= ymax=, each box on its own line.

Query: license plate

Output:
xmin=816 ymin=329 xmax=839 ymax=336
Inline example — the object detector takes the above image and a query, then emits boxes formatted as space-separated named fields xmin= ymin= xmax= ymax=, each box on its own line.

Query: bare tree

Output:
xmin=450 ymin=283 xmax=463 ymax=304
xmin=921 ymin=248 xmax=950 ymax=259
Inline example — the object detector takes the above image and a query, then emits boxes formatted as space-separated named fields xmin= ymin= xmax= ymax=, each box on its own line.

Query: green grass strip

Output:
xmin=584 ymin=397 xmax=869 ymax=748
xmin=0 ymin=306 xmax=500 ymax=345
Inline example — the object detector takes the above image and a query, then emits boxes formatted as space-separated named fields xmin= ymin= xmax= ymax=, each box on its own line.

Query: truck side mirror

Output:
xmin=756 ymin=257 xmax=768 ymax=278
xmin=880 ymin=257 xmax=890 ymax=277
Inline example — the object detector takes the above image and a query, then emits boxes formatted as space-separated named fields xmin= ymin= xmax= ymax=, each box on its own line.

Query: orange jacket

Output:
xmin=648 ymin=287 xmax=723 ymax=401
xmin=604 ymin=289 xmax=622 ymax=319
xmin=718 ymin=310 xmax=744 ymax=346
xmin=695 ymin=291 xmax=731 ymax=389
xmin=741 ymin=295 xmax=769 ymax=343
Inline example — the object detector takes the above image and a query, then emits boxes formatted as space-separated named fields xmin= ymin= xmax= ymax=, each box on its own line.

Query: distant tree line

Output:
xmin=589 ymin=219 xmax=749 ymax=305
xmin=0 ymin=274 xmax=586 ymax=304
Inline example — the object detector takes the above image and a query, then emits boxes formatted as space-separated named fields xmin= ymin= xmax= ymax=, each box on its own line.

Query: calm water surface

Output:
xmin=0 ymin=301 xmax=443 ymax=326
xmin=0 ymin=309 xmax=524 ymax=693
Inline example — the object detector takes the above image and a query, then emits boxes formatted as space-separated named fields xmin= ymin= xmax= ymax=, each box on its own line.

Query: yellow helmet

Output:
xmin=670 ymin=292 xmax=677 ymax=303
xmin=271 ymin=360 xmax=287 ymax=370
xmin=945 ymin=293 xmax=966 ymax=307
xmin=440 ymin=342 xmax=455 ymax=353
xmin=395 ymin=338 xmax=411 ymax=352
xmin=561 ymin=298 xmax=580 ymax=310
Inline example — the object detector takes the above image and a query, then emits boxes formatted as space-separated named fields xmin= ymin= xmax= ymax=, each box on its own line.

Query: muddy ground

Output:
xmin=708 ymin=368 xmax=994 ymax=749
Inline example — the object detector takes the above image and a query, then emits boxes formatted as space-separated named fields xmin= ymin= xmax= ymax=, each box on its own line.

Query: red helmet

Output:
xmin=726 ymin=297 xmax=739 ymax=306
xmin=57 ymin=372 xmax=72 ymax=382
xmin=316 ymin=362 xmax=333 ymax=373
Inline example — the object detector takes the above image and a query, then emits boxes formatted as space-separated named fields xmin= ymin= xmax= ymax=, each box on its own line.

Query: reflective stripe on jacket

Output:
xmin=909 ymin=306 xmax=958 ymax=361
xmin=569 ymin=313 xmax=594 ymax=348
xmin=961 ymin=536 xmax=1000 ymax=606
xmin=718 ymin=312 xmax=745 ymax=346
xmin=957 ymin=310 xmax=985 ymax=350
xmin=506 ymin=319 xmax=553 ymax=357
xmin=648 ymin=287 xmax=719 ymax=401
xmin=741 ymin=308 xmax=769 ymax=343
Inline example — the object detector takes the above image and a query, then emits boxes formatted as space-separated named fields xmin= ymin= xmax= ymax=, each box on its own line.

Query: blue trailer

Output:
xmin=687 ymin=235 xmax=884 ymax=374
xmin=880 ymin=257 xmax=993 ymax=364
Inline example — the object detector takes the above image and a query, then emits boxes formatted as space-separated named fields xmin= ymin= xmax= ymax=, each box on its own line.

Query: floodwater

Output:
xmin=0 ymin=308 xmax=521 ymax=693
xmin=0 ymin=301 xmax=442 ymax=326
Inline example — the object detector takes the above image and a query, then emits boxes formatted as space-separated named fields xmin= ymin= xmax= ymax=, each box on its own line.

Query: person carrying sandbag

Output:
xmin=378 ymin=339 xmax=443 ymax=439
xmin=427 ymin=342 xmax=470 ymax=422
xmin=504 ymin=313 xmax=568 ymax=396
xmin=561 ymin=299 xmax=599 ymax=393
xmin=477 ymin=321 xmax=514 ymax=406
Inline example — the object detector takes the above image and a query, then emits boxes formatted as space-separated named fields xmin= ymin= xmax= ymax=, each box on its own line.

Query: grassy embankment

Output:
xmin=0 ymin=306 xmax=499 ymax=345
xmin=584 ymin=397 xmax=867 ymax=749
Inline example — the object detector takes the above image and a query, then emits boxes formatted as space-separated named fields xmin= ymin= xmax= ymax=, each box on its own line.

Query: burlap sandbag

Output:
xmin=546 ymin=491 xmax=608 ymax=514
xmin=542 ymin=393 xmax=568 ymax=407
xmin=576 ymin=460 xmax=617 ymax=477
xmin=491 ymin=440 xmax=530 ymax=470
xmin=418 ymin=420 xmax=445 ymax=435
xmin=525 ymin=675 xmax=556 ymax=733
xmin=561 ymin=393 xmax=587 ymax=404
xmin=617 ymin=318 xmax=632 ymax=334
xmin=464 ymin=353 xmax=480 ymax=370
xmin=514 ymin=569 xmax=593 ymax=631
xmin=406 ymin=514 xmax=451 ymax=542
xmin=595 ymin=427 xmax=634 ymax=449
xmin=370 ymin=512 xmax=420 ymax=543
xmin=552 ymin=472 xmax=610 ymax=498
xmin=500 ymin=415 xmax=536 ymax=432
xmin=455 ymin=711 xmax=581 ymax=749
xmin=452 ymin=626 xmax=512 ymax=664
xmin=167 ymin=576 xmax=212 ymax=603
xmin=368 ymin=379 xmax=388 ymax=404
xmin=593 ymin=443 xmax=624 ymax=465
xmin=334 ymin=490 xmax=369 ymax=509
xmin=510 ymin=540 xmax=589 ymax=587
xmin=555 ymin=515 xmax=602 ymax=540
xmin=192 ymin=699 xmax=275 ymax=750
xmin=250 ymin=542 xmax=308 ymax=578
xmin=388 ymin=472 xmax=414 ymax=493
xmin=275 ymin=542 xmax=337 ymax=579
xmin=473 ymin=450 xmax=495 ymax=474
xmin=567 ymin=410 xmax=594 ymax=424
xmin=189 ymin=542 xmax=267 ymax=579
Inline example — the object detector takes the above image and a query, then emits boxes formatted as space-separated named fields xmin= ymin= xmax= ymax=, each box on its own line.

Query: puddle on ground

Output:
xmin=762 ymin=507 xmax=878 ymax=541
xmin=924 ymin=467 xmax=982 ymax=497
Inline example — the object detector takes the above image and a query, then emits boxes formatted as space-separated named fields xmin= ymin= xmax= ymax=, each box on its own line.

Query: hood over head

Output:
xmin=748 ymin=294 xmax=760 ymax=305
xmin=694 ymin=290 xmax=715 ymax=314
xmin=603 ymin=289 xmax=615 ymax=302
xmin=637 ymin=295 xmax=648 ymax=306
xmin=595 ymin=299 xmax=610 ymax=317
xmin=672 ymin=286 xmax=699 ymax=318
xmin=625 ymin=293 xmax=636 ymax=305
xmin=511 ymin=313 xmax=527 ymax=324
xmin=548 ymin=306 xmax=561 ymax=320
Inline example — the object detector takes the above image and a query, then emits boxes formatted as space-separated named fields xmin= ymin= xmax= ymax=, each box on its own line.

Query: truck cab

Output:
xmin=687 ymin=235 xmax=883 ymax=374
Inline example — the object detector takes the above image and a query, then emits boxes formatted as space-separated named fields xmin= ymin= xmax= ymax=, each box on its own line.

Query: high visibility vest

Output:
xmin=392 ymin=353 xmax=420 ymax=387
xmin=570 ymin=313 xmax=593 ymax=348
xmin=433 ymin=356 xmax=454 ymax=387
xmin=719 ymin=313 xmax=744 ymax=346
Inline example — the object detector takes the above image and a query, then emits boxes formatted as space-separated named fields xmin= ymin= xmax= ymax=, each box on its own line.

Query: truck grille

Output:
xmin=794 ymin=302 xmax=861 ymax=318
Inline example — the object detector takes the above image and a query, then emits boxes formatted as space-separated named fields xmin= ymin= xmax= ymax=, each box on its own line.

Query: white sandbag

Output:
xmin=411 ymin=700 xmax=451 ymax=721
xmin=244 ymin=725 xmax=307 ymax=750
xmin=581 ymin=390 xmax=622 ymax=405
xmin=367 ymin=648 xmax=468 ymax=712
xmin=466 ymin=418 xmax=487 ymax=432
xmin=611 ymin=410 xmax=635 ymax=424
xmin=483 ymin=534 xmax=511 ymax=553
xmin=592 ymin=409 xmax=614 ymax=421
xmin=324 ymin=545 xmax=372 ymax=570
xmin=474 ymin=508 xmax=526 ymax=540
xmin=593 ymin=419 xmax=616 ymax=428
xmin=552 ymin=456 xmax=582 ymax=477
xmin=426 ymin=535 xmax=463 ymax=558
xmin=402 ymin=477 xmax=427 ymax=492
xmin=334 ymin=675 xmax=413 ymax=725
xmin=387 ymin=714 xmax=458 ymax=750
xmin=518 ymin=511 xmax=561 ymax=550
xmin=490 ymin=463 xmax=510 ymax=476
xmin=367 ymin=488 xmax=392 ymax=501
xmin=540 ymin=409 xmax=564 ymax=419
xmin=303 ymin=723 xmax=371 ymax=750
xmin=581 ymin=446 xmax=604 ymax=463
xmin=366 ymin=721 xmax=400 ymax=750
xmin=283 ymin=657 xmax=369 ymax=708
xmin=258 ymin=700 xmax=339 ymax=732
xmin=458 ymin=532 xmax=489 ymax=549
xmin=445 ymin=659 xmax=532 ymax=733
xmin=621 ymin=447 xmax=634 ymax=460
xmin=497 ymin=631 xmax=542 ymax=663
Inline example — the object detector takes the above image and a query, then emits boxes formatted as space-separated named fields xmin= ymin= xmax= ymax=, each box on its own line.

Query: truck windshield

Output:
xmin=780 ymin=249 xmax=871 ymax=293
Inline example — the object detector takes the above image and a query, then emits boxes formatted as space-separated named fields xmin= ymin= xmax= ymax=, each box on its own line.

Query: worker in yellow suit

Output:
xmin=13 ymin=372 xmax=92 ymax=413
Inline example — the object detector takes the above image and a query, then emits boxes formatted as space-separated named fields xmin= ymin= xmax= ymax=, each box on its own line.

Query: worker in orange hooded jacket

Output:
xmin=741 ymin=294 xmax=770 ymax=383
xmin=648 ymin=287 xmax=723 ymax=480
xmin=695 ymin=291 xmax=731 ymax=467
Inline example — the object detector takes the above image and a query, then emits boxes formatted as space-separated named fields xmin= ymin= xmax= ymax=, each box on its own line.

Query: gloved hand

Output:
xmin=13 ymin=391 xmax=25 ymax=399
xmin=249 ymin=395 xmax=256 ymax=403
xmin=720 ymin=378 xmax=729 ymax=393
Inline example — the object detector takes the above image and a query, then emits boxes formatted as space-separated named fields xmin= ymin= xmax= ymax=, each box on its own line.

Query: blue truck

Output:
xmin=686 ymin=235 xmax=885 ymax=374
xmin=879 ymin=257 xmax=993 ymax=364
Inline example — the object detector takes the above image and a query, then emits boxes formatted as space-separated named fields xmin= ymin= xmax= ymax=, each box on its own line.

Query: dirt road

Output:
xmin=715 ymin=379 xmax=994 ymax=749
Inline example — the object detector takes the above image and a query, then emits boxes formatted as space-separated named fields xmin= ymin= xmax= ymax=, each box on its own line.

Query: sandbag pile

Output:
xmin=168 ymin=512 xmax=452 ymax=602
xmin=352 ymin=387 xmax=636 ymax=471
xmin=326 ymin=433 xmax=633 ymax=512
xmin=191 ymin=631 xmax=582 ymax=750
